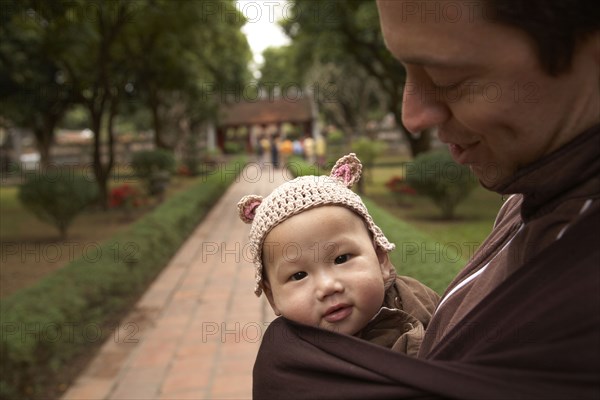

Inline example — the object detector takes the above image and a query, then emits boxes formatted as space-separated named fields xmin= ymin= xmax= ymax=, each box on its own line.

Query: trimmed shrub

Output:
xmin=405 ymin=150 xmax=478 ymax=219
xmin=286 ymin=156 xmax=326 ymax=177
xmin=18 ymin=169 xmax=99 ymax=239
xmin=131 ymin=149 xmax=176 ymax=196
xmin=350 ymin=138 xmax=386 ymax=169
xmin=223 ymin=141 xmax=244 ymax=155
xmin=0 ymin=157 xmax=246 ymax=400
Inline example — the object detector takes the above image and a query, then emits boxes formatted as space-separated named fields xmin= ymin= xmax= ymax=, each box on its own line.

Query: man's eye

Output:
xmin=334 ymin=254 xmax=351 ymax=264
xmin=290 ymin=272 xmax=307 ymax=281
xmin=431 ymin=80 xmax=462 ymax=90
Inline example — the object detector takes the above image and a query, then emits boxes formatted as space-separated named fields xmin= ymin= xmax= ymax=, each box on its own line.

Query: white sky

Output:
xmin=236 ymin=0 xmax=291 ymax=78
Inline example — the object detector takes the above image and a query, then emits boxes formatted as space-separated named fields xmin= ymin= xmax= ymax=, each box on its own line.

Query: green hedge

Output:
xmin=288 ymin=157 xmax=461 ymax=294
xmin=0 ymin=157 xmax=246 ymax=400
xmin=286 ymin=156 xmax=327 ymax=177
xmin=363 ymin=198 xmax=462 ymax=294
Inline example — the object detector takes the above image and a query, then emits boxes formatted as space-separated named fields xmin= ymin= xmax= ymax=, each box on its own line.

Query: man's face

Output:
xmin=377 ymin=0 xmax=600 ymax=187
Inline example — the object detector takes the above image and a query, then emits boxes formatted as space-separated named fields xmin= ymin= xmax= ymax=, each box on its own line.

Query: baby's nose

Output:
xmin=315 ymin=271 xmax=344 ymax=300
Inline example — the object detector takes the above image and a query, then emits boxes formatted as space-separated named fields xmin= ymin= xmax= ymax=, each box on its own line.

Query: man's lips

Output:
xmin=447 ymin=142 xmax=479 ymax=164
xmin=323 ymin=304 xmax=352 ymax=323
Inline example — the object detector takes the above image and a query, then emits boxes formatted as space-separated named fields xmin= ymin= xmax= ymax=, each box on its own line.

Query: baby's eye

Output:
xmin=290 ymin=271 xmax=307 ymax=281
xmin=334 ymin=254 xmax=351 ymax=264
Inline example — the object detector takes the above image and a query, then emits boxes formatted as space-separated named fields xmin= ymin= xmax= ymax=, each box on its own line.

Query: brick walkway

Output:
xmin=63 ymin=164 xmax=287 ymax=400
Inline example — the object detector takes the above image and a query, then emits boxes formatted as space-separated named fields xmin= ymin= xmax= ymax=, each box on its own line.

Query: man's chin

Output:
xmin=470 ymin=164 xmax=503 ymax=190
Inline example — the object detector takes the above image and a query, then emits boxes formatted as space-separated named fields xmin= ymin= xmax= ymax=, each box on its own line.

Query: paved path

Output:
xmin=63 ymin=164 xmax=287 ymax=400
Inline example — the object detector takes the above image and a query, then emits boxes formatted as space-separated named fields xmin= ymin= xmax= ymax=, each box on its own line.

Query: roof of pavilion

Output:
xmin=217 ymin=96 xmax=314 ymax=128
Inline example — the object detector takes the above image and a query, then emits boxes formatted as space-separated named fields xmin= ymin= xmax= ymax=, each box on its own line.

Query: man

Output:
xmin=253 ymin=1 xmax=599 ymax=398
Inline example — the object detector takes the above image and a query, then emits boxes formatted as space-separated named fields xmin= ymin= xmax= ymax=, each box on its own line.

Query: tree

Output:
xmin=0 ymin=0 xmax=75 ymax=167
xmin=122 ymin=0 xmax=252 ymax=150
xmin=1 ymin=0 xmax=252 ymax=209
xmin=259 ymin=45 xmax=303 ymax=96
xmin=280 ymin=0 xmax=432 ymax=156
xmin=49 ymin=0 xmax=139 ymax=209
xmin=306 ymin=61 xmax=386 ymax=141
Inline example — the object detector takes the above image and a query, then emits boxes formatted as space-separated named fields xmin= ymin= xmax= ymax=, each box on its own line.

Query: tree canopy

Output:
xmin=260 ymin=0 xmax=431 ymax=156
xmin=1 ymin=0 xmax=252 ymax=206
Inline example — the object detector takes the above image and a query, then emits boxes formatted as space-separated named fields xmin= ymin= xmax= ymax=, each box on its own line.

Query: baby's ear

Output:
xmin=237 ymin=195 xmax=263 ymax=223
xmin=376 ymin=246 xmax=395 ymax=287
xmin=330 ymin=153 xmax=362 ymax=188
xmin=262 ymin=280 xmax=282 ymax=316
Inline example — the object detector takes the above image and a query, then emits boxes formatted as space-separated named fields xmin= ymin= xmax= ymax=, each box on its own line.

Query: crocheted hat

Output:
xmin=238 ymin=153 xmax=395 ymax=296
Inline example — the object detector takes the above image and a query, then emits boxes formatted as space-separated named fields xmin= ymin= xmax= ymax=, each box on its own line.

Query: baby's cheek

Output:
xmin=279 ymin=298 xmax=316 ymax=326
xmin=361 ymin=279 xmax=386 ymax=313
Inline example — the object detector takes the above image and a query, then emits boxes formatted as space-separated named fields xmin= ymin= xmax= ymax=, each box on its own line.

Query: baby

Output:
xmin=238 ymin=153 xmax=439 ymax=355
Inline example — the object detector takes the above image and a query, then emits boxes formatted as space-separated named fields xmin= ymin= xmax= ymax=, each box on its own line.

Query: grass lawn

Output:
xmin=0 ymin=174 xmax=201 ymax=298
xmin=363 ymin=155 xmax=505 ymax=292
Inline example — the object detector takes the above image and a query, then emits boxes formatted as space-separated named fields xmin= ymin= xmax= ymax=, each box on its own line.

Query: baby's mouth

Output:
xmin=323 ymin=304 xmax=352 ymax=323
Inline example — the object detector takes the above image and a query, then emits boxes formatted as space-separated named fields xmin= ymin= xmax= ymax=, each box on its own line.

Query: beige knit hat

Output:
xmin=238 ymin=153 xmax=395 ymax=296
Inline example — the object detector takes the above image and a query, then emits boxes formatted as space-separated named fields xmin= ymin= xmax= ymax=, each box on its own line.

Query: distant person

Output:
xmin=259 ymin=135 xmax=270 ymax=167
xmin=270 ymin=134 xmax=280 ymax=169
xmin=279 ymin=138 xmax=293 ymax=167
xmin=303 ymin=135 xmax=316 ymax=165
xmin=315 ymin=135 xmax=327 ymax=167
xmin=292 ymin=138 xmax=304 ymax=158
xmin=255 ymin=134 xmax=264 ymax=165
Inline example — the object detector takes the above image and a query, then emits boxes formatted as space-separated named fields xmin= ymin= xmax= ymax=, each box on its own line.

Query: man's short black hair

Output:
xmin=486 ymin=0 xmax=600 ymax=75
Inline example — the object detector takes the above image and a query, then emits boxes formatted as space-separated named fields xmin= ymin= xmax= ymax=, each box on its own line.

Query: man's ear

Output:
xmin=262 ymin=280 xmax=282 ymax=316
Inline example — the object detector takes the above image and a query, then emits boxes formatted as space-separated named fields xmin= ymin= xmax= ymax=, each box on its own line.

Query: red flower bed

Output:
xmin=385 ymin=176 xmax=417 ymax=195
xmin=110 ymin=184 xmax=143 ymax=209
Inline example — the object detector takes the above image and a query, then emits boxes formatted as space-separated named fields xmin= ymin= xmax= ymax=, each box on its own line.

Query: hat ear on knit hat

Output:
xmin=237 ymin=195 xmax=263 ymax=224
xmin=330 ymin=153 xmax=362 ymax=188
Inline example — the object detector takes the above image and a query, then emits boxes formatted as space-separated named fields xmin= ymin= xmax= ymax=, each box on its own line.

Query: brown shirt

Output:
xmin=420 ymin=124 xmax=600 ymax=355
xmin=357 ymin=275 xmax=440 ymax=356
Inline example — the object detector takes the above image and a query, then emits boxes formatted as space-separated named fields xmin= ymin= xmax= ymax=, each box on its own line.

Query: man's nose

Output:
xmin=401 ymin=76 xmax=451 ymax=135
xmin=315 ymin=270 xmax=344 ymax=300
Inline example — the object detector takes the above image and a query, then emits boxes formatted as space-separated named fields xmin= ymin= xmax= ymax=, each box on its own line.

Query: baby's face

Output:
xmin=262 ymin=206 xmax=390 ymax=335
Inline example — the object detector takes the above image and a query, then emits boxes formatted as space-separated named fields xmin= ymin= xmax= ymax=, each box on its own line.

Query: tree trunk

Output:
xmin=33 ymin=118 xmax=56 ymax=169
xmin=90 ymin=110 xmax=108 ymax=210
xmin=33 ymin=127 xmax=52 ymax=169
xmin=407 ymin=129 xmax=432 ymax=156
xmin=104 ymin=98 xmax=117 ymax=207
xmin=59 ymin=223 xmax=68 ymax=241
xmin=150 ymin=96 xmax=171 ymax=150
xmin=89 ymin=97 xmax=118 ymax=211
